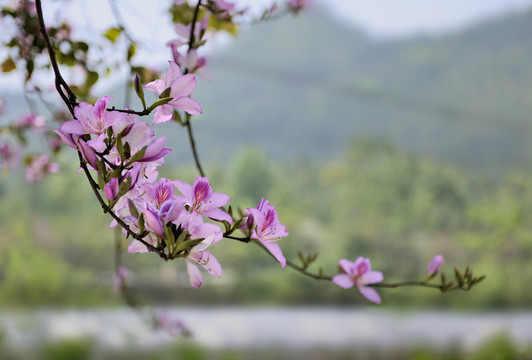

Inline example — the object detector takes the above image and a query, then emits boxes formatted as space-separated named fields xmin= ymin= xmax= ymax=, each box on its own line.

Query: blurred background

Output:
xmin=2 ymin=0 xmax=532 ymax=358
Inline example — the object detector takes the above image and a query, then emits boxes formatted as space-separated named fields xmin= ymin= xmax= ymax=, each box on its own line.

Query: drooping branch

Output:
xmin=36 ymin=0 xmax=167 ymax=261
xmin=35 ymin=0 xmax=77 ymax=115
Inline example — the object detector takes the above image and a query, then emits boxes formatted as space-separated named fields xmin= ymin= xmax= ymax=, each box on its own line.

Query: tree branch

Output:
xmin=35 ymin=0 xmax=77 ymax=115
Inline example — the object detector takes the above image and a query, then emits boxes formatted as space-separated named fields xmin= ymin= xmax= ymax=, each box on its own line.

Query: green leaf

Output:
xmin=134 ymin=74 xmax=146 ymax=110
xmin=159 ymin=87 xmax=171 ymax=99
xmin=127 ymin=44 xmax=136 ymax=61
xmin=1 ymin=57 xmax=16 ymax=72
xmin=85 ymin=70 xmax=99 ymax=89
xmin=148 ymin=97 xmax=173 ymax=111
xmin=103 ymin=27 xmax=122 ymax=43
xmin=128 ymin=199 xmax=139 ymax=218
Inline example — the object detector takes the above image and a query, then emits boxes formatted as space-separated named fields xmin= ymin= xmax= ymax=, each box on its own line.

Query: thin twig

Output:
xmin=184 ymin=113 xmax=205 ymax=177
xmin=35 ymin=0 xmax=77 ymax=115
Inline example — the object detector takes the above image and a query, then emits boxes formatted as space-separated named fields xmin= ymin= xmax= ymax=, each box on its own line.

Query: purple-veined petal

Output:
xmin=94 ymin=96 xmax=112 ymax=118
xmin=104 ymin=177 xmax=119 ymax=201
xmin=169 ymin=96 xmax=202 ymax=115
xmin=259 ymin=239 xmax=286 ymax=269
xmin=142 ymin=137 xmax=166 ymax=159
xmin=332 ymin=273 xmax=354 ymax=289
xmin=144 ymin=208 xmax=164 ymax=238
xmin=186 ymin=259 xmax=203 ymax=288
xmin=144 ymin=79 xmax=166 ymax=95
xmin=140 ymin=148 xmax=171 ymax=163
xmin=189 ymin=251 xmax=222 ymax=278
xmin=358 ymin=285 xmax=381 ymax=304
xmin=78 ymin=139 xmax=98 ymax=169
xmin=248 ymin=208 xmax=265 ymax=231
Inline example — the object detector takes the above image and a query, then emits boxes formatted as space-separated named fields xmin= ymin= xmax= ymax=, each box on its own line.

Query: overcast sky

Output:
xmin=2 ymin=0 xmax=532 ymax=92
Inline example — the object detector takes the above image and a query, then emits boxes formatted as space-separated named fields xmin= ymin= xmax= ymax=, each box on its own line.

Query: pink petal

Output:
xmin=259 ymin=239 xmax=286 ymax=269
xmin=428 ymin=255 xmax=445 ymax=275
xmin=169 ymin=96 xmax=202 ymax=115
xmin=175 ymin=180 xmax=194 ymax=202
xmin=203 ymin=208 xmax=233 ymax=224
xmin=152 ymin=105 xmax=174 ymax=124
xmin=332 ymin=273 xmax=354 ymax=289
xmin=166 ymin=61 xmax=183 ymax=85
xmin=338 ymin=259 xmax=355 ymax=275
xmin=358 ymin=285 xmax=381 ymax=304
xmin=174 ymin=23 xmax=190 ymax=39
xmin=59 ymin=119 xmax=87 ymax=135
xmin=142 ymin=137 xmax=166 ymax=160
xmin=94 ymin=96 xmax=112 ymax=118
xmin=127 ymin=239 xmax=149 ymax=254
xmin=169 ymin=74 xmax=197 ymax=97
xmin=144 ymin=79 xmax=166 ymax=95
xmin=360 ymin=271 xmax=384 ymax=285
xmin=189 ymin=251 xmax=222 ymax=278
xmin=207 ymin=192 xmax=231 ymax=208
xmin=55 ymin=130 xmax=78 ymax=149
xmin=186 ymin=259 xmax=203 ymax=288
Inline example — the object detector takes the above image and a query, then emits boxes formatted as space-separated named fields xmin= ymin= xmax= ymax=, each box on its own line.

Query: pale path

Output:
xmin=1 ymin=308 xmax=531 ymax=351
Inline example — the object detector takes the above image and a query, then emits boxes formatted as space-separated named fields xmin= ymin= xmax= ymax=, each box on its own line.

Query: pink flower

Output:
xmin=25 ymin=154 xmax=59 ymax=182
xmin=104 ymin=178 xmax=119 ymax=201
xmin=246 ymin=198 xmax=289 ymax=268
xmin=167 ymin=44 xmax=211 ymax=81
xmin=175 ymin=176 xmax=232 ymax=223
xmin=144 ymin=61 xmax=202 ymax=124
xmin=180 ymin=216 xmax=223 ymax=288
xmin=287 ymin=0 xmax=310 ymax=10
xmin=332 ymin=257 xmax=383 ymax=304
xmin=0 ymin=142 xmax=21 ymax=173
xmin=174 ymin=17 xmax=208 ymax=44
xmin=428 ymin=255 xmax=445 ymax=276
xmin=13 ymin=113 xmax=46 ymax=131
xmin=73 ymin=96 xmax=122 ymax=135
xmin=112 ymin=265 xmax=129 ymax=293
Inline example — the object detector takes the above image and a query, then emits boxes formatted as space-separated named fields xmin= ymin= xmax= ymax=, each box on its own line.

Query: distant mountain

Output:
xmin=181 ymin=6 xmax=532 ymax=171
xmin=4 ymin=7 xmax=532 ymax=172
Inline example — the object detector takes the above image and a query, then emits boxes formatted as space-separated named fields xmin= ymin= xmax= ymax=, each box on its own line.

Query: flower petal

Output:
xmin=169 ymin=96 xmax=202 ymax=115
xmin=170 ymin=74 xmax=197 ymax=97
xmin=144 ymin=79 xmax=166 ymax=95
xmin=428 ymin=255 xmax=445 ymax=275
xmin=332 ymin=273 xmax=354 ymax=289
xmin=360 ymin=271 xmax=384 ymax=285
xmin=259 ymin=239 xmax=286 ymax=269
xmin=358 ymin=285 xmax=381 ymax=304
xmin=186 ymin=259 xmax=203 ymax=288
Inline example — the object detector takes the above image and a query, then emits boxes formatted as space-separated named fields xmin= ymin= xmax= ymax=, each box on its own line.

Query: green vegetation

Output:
xmin=0 ymin=140 xmax=531 ymax=308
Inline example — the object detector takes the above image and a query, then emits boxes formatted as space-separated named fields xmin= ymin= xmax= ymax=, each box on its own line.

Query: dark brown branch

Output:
xmin=187 ymin=0 xmax=203 ymax=52
xmin=184 ymin=113 xmax=205 ymax=177
xmin=78 ymin=154 xmax=168 ymax=260
xmin=35 ymin=0 xmax=77 ymax=115
xmin=107 ymin=106 xmax=151 ymax=116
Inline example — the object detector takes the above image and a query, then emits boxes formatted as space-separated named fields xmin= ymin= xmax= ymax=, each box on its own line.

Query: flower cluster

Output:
xmin=55 ymin=69 xmax=289 ymax=287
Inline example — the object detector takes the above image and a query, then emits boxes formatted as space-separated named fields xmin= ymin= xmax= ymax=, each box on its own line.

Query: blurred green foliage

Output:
xmin=0 ymin=140 xmax=531 ymax=308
